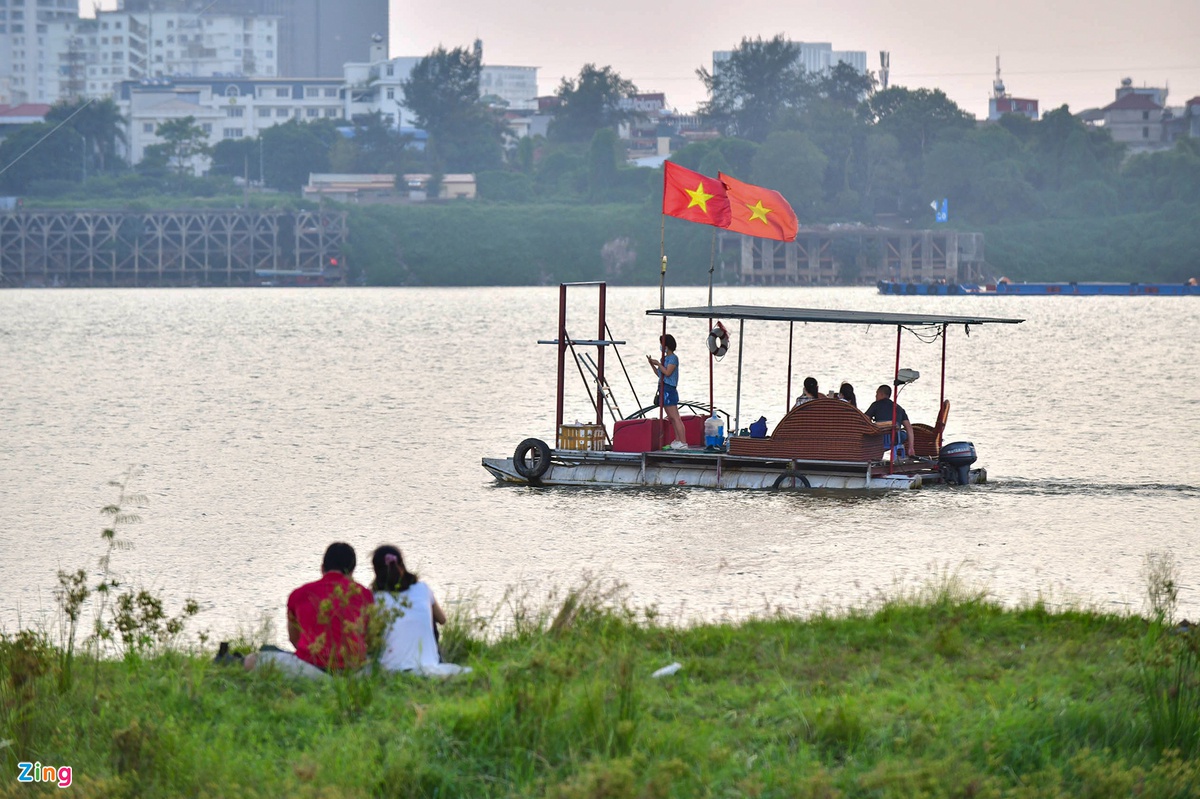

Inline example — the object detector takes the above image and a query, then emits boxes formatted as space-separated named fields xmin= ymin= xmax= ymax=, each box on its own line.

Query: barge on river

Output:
xmin=483 ymin=283 xmax=1024 ymax=491
xmin=878 ymin=280 xmax=1200 ymax=296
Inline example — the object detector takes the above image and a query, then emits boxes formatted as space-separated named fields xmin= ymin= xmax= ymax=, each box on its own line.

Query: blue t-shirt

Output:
xmin=660 ymin=353 xmax=679 ymax=387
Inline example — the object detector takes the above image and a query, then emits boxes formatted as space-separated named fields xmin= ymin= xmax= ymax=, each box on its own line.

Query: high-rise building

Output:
xmin=122 ymin=0 xmax=388 ymax=78
xmin=0 ymin=0 xmax=79 ymax=103
xmin=712 ymin=41 xmax=868 ymax=81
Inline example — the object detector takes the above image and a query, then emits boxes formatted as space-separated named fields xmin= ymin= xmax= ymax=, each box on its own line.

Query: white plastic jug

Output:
xmin=704 ymin=416 xmax=723 ymax=447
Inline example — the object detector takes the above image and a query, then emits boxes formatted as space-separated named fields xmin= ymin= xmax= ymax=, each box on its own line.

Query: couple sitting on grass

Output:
xmin=244 ymin=542 xmax=469 ymax=678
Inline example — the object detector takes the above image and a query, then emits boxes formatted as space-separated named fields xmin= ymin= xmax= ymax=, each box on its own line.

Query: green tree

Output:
xmin=209 ymin=136 xmax=262 ymax=182
xmin=401 ymin=45 xmax=504 ymax=172
xmin=1028 ymin=105 xmax=1122 ymax=191
xmin=152 ymin=116 xmax=211 ymax=177
xmin=586 ymin=127 xmax=621 ymax=199
xmin=548 ymin=64 xmax=638 ymax=143
xmin=817 ymin=61 xmax=877 ymax=110
xmin=750 ymin=131 xmax=827 ymax=218
xmin=349 ymin=112 xmax=414 ymax=174
xmin=0 ymin=122 xmax=83 ymax=191
xmin=865 ymin=87 xmax=975 ymax=162
xmin=697 ymin=35 xmax=814 ymax=142
xmin=861 ymin=132 xmax=904 ymax=213
xmin=260 ymin=119 xmax=337 ymax=191
xmin=46 ymin=97 xmax=127 ymax=174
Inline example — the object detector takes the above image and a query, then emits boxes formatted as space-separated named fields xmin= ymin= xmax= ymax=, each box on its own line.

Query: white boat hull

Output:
xmin=482 ymin=449 xmax=987 ymax=491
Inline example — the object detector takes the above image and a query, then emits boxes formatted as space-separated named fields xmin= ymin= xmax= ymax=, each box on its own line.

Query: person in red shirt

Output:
xmin=245 ymin=542 xmax=375 ymax=677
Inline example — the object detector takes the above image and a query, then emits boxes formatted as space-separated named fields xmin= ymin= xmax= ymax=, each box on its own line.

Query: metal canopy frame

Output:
xmin=647 ymin=304 xmax=1025 ymax=327
xmin=646 ymin=303 xmax=1024 ymax=474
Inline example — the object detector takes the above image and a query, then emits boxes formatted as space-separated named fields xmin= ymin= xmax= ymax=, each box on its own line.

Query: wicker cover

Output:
xmin=728 ymin=396 xmax=889 ymax=461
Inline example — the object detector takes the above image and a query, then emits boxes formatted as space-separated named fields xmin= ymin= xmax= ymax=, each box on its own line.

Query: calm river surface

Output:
xmin=2 ymin=286 xmax=1198 ymax=638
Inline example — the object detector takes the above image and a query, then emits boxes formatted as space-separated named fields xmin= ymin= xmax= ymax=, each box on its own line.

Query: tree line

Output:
xmin=1 ymin=35 xmax=1197 ymax=281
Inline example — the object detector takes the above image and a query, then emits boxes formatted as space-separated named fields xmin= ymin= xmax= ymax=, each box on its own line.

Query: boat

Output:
xmin=878 ymin=280 xmax=1200 ymax=296
xmin=482 ymin=282 xmax=1025 ymax=491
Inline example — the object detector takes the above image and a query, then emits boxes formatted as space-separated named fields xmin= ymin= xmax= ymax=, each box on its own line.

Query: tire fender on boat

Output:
xmin=513 ymin=438 xmax=551 ymax=481
xmin=772 ymin=471 xmax=811 ymax=490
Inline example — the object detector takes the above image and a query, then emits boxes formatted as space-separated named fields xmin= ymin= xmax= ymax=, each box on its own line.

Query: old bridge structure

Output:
xmin=729 ymin=228 xmax=987 ymax=285
xmin=0 ymin=210 xmax=348 ymax=287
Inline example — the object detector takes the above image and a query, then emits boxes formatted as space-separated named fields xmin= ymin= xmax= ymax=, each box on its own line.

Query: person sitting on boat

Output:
xmin=795 ymin=376 xmax=820 ymax=406
xmin=370 ymin=545 xmax=470 ymax=677
xmin=838 ymin=382 xmax=858 ymax=408
xmin=244 ymin=542 xmax=375 ymax=678
xmin=647 ymin=334 xmax=688 ymax=450
xmin=864 ymin=384 xmax=915 ymax=458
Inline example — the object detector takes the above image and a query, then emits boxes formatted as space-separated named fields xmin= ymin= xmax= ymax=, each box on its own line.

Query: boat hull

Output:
xmin=482 ymin=449 xmax=986 ymax=490
xmin=878 ymin=280 xmax=1200 ymax=296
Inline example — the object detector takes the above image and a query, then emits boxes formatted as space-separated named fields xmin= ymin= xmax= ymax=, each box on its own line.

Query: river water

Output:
xmin=2 ymin=286 xmax=1198 ymax=639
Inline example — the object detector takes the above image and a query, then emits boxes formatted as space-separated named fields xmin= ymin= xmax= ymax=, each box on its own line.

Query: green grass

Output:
xmin=3 ymin=580 xmax=1198 ymax=798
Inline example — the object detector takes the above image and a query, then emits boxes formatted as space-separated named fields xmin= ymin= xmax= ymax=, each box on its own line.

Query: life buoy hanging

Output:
xmin=706 ymin=322 xmax=730 ymax=358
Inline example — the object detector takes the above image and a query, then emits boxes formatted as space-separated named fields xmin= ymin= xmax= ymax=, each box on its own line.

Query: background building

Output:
xmin=0 ymin=0 xmax=79 ymax=104
xmin=712 ymin=41 xmax=868 ymax=79
xmin=119 ymin=75 xmax=344 ymax=166
xmin=987 ymin=58 xmax=1038 ymax=121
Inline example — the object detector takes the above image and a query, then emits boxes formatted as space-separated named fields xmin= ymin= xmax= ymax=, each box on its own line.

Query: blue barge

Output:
xmin=878 ymin=280 xmax=1200 ymax=296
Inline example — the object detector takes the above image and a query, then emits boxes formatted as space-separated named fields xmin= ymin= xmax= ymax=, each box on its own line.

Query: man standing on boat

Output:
xmin=648 ymin=334 xmax=689 ymax=450
xmin=865 ymin=385 xmax=916 ymax=458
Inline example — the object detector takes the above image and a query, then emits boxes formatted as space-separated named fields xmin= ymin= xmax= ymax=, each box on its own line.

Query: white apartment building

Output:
xmin=79 ymin=10 xmax=279 ymax=98
xmin=0 ymin=0 xmax=79 ymax=104
xmin=119 ymin=76 xmax=343 ymax=167
xmin=343 ymin=37 xmax=537 ymax=130
xmin=713 ymin=41 xmax=868 ymax=80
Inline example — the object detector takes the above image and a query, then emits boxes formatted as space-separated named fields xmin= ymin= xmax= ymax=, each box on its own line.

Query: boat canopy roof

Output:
xmin=647 ymin=304 xmax=1024 ymax=327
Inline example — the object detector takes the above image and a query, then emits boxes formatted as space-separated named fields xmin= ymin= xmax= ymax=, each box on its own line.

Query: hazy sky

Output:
xmin=389 ymin=0 xmax=1200 ymax=118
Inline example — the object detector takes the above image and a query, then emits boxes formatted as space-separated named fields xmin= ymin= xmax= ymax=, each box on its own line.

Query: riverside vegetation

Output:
xmin=6 ymin=39 xmax=1200 ymax=287
xmin=2 ymin=488 xmax=1198 ymax=798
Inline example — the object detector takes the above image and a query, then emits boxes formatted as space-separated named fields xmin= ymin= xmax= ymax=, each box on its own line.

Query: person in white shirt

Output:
xmin=369 ymin=545 xmax=470 ymax=677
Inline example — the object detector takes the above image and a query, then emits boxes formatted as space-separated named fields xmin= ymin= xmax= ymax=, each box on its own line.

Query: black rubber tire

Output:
xmin=513 ymin=438 xmax=551 ymax=481
xmin=772 ymin=471 xmax=811 ymax=490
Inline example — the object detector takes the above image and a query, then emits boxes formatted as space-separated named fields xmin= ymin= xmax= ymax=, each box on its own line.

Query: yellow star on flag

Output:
xmin=746 ymin=200 xmax=773 ymax=224
xmin=685 ymin=183 xmax=715 ymax=214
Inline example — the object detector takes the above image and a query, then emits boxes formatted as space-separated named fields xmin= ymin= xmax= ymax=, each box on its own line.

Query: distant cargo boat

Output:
xmin=877 ymin=280 xmax=1200 ymax=296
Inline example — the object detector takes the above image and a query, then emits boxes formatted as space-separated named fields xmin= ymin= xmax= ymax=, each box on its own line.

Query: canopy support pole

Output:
xmin=939 ymin=323 xmax=947 ymax=411
xmin=555 ymin=285 xmax=567 ymax=447
xmin=734 ymin=319 xmax=745 ymax=436
xmin=890 ymin=325 xmax=901 ymax=474
xmin=596 ymin=283 xmax=607 ymax=430
xmin=786 ymin=321 xmax=794 ymax=414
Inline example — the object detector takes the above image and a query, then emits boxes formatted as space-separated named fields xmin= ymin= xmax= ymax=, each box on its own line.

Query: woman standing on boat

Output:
xmin=648 ymin=334 xmax=688 ymax=450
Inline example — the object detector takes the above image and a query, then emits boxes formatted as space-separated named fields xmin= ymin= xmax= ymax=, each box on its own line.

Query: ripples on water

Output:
xmin=1 ymin=286 xmax=1197 ymax=636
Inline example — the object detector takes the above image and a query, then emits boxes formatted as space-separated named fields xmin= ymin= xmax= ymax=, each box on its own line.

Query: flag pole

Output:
xmin=658 ymin=215 xmax=667 ymax=427
xmin=708 ymin=228 xmax=716 ymax=415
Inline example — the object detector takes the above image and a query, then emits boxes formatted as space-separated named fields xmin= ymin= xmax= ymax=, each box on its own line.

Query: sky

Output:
xmin=388 ymin=0 xmax=1200 ymax=118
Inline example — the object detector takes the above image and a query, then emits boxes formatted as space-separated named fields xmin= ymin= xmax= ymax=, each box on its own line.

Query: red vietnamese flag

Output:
xmin=662 ymin=161 xmax=731 ymax=228
xmin=718 ymin=172 xmax=799 ymax=242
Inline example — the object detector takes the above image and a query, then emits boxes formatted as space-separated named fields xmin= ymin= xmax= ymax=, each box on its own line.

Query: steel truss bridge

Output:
xmin=0 ymin=210 xmax=348 ymax=287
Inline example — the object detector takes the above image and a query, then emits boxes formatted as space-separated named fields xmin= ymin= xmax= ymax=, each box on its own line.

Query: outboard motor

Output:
xmin=938 ymin=441 xmax=977 ymax=485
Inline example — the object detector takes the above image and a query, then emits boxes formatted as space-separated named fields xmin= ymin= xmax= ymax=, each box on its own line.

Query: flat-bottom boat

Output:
xmin=483 ymin=283 xmax=1022 ymax=491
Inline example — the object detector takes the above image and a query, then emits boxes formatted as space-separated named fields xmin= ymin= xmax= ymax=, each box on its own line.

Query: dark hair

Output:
xmin=371 ymin=544 xmax=418 ymax=593
xmin=840 ymin=382 xmax=857 ymax=408
xmin=803 ymin=376 xmax=819 ymax=397
xmin=877 ymin=384 xmax=892 ymax=398
xmin=321 ymin=542 xmax=356 ymax=575
xmin=660 ymin=333 xmax=677 ymax=352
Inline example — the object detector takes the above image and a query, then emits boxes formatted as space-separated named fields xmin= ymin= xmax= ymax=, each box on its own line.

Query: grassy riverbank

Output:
xmin=3 ymin=580 xmax=1198 ymax=798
